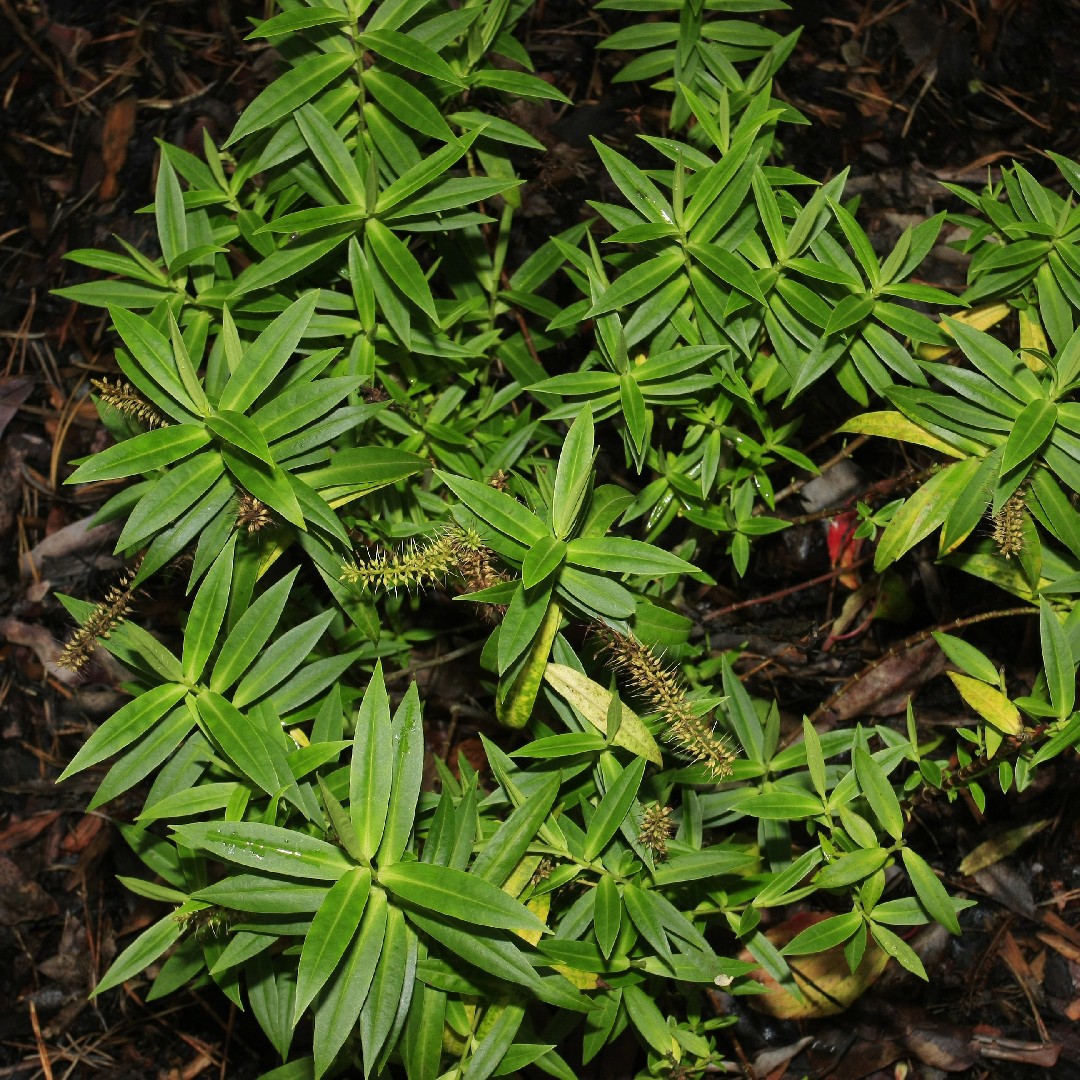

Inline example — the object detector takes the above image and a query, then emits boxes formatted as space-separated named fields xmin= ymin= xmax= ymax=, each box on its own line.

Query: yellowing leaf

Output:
xmin=947 ymin=672 xmax=1022 ymax=735
xmin=517 ymin=890 xmax=550 ymax=947
xmin=959 ymin=819 xmax=1050 ymax=876
xmin=837 ymin=411 xmax=966 ymax=458
xmin=916 ymin=303 xmax=1011 ymax=361
xmin=550 ymin=964 xmax=604 ymax=990
xmin=543 ymin=663 xmax=662 ymax=765
xmin=1019 ymin=308 xmax=1048 ymax=371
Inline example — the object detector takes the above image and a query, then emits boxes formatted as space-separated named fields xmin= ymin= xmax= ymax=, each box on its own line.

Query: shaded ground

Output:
xmin=2 ymin=0 xmax=1080 ymax=1077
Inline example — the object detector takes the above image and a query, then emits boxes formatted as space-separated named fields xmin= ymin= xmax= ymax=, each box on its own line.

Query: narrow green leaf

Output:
xmin=687 ymin=241 xmax=767 ymax=304
xmin=67 ymin=425 xmax=210 ymax=484
xmin=406 ymin=911 xmax=547 ymax=999
xmin=593 ymin=875 xmax=622 ymax=959
xmin=932 ymin=632 xmax=1000 ymax=684
xmin=296 ymin=104 xmax=365 ymax=204
xmin=869 ymin=920 xmax=928 ymax=979
xmin=232 ymin=611 xmax=335 ymax=709
xmin=222 ymin=448 xmax=305 ymax=530
xmin=109 ymin=307 xmax=200 ymax=420
xmin=226 ymin=53 xmax=354 ymax=146
xmin=246 ymin=7 xmax=348 ymax=38
xmin=377 ymin=683 xmax=424 ymax=866
xmin=583 ymin=756 xmax=646 ymax=862
xmin=738 ymin=791 xmax=824 ymax=819
xmin=470 ymin=68 xmax=571 ymax=103
xmin=248 ymin=954 xmax=296 ymax=1061
xmin=313 ymin=888 xmax=388 ymax=1078
xmin=622 ymin=883 xmax=672 ymax=968
xmin=803 ymin=716 xmax=827 ymax=800
xmin=359 ymin=904 xmax=414 ymax=1071
xmin=468 ymin=771 xmax=562 ymax=887
xmin=853 ymin=746 xmax=904 ymax=841
xmin=620 ymin=374 xmax=648 ymax=458
xmin=1001 ymin=398 xmax=1057 ymax=474
xmin=173 ymin=820 xmax=354 ymax=881
xmin=195 ymin=690 xmax=285 ymax=797
xmin=648 ymin=848 xmax=758 ymax=886
xmin=210 ymin=569 xmax=298 ymax=693
xmin=463 ymin=1001 xmax=525 ymax=1080
xmin=194 ymin=874 xmax=328 ymax=913
xmin=521 ymin=536 xmax=567 ymax=589
xmin=206 ymin=410 xmax=274 ymax=465
xmin=1039 ymin=598 xmax=1075 ymax=718
xmin=115 ymin=450 xmax=224 ymax=551
xmin=365 ymin=219 xmax=437 ymax=321
xmin=565 ymin=536 xmax=697 ymax=577
xmin=374 ymin=133 xmax=476 ymax=215
xmin=294 ymin=867 xmax=372 ymax=1022
xmin=218 ymin=293 xmax=318 ymax=413
xmin=550 ymin=404 xmax=595 ymax=540
xmin=93 ymin=911 xmax=184 ymax=996
xmin=875 ymin=458 xmax=980 ymax=571
xmin=58 ymin=683 xmax=188 ymax=781
xmin=350 ymin=664 xmax=393 ymax=861
xmin=815 ymin=847 xmax=889 ymax=889
xmin=722 ymin=659 xmax=764 ymax=762
xmin=136 ymin=782 xmax=239 ymax=824
xmin=358 ymin=30 xmax=466 ymax=87
xmin=181 ymin=535 xmax=235 ymax=683
xmin=155 ymin=153 xmax=188 ymax=271
xmin=88 ymin=705 xmax=195 ymax=810
xmin=586 ymin=250 xmax=683 ymax=317
xmin=402 ymin=983 xmax=445 ymax=1080
xmin=364 ymin=68 xmax=453 ymax=141
xmin=781 ymin=910 xmax=863 ymax=955
xmin=228 ymin=231 xmax=351 ymax=298
xmin=381 ymin=862 xmax=549 ymax=933
xmin=55 ymin=280 xmax=172 ymax=309
xmin=753 ymin=849 xmax=825 ymax=908
xmin=437 ymin=472 xmax=546 ymax=546
xmin=267 ymin=648 xmax=360 ymax=717
xmin=498 ymin=582 xmax=554 ymax=676
xmin=900 ymin=848 xmax=960 ymax=934
xmin=591 ymin=138 xmax=674 ymax=224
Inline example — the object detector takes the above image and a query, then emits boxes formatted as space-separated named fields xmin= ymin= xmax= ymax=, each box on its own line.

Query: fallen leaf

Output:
xmin=973 ymin=862 xmax=1037 ymax=919
xmin=959 ymin=819 xmax=1050 ymax=875
xmin=99 ymin=97 xmax=138 ymax=202
xmin=41 ymin=19 xmax=92 ymax=63
xmin=0 ymin=854 xmax=58 ymax=926
xmin=0 ymin=812 xmax=61 ymax=853
xmin=741 ymin=913 xmax=890 ymax=1019
xmin=0 ymin=378 xmax=34 ymax=439
xmin=0 ymin=616 xmax=81 ymax=686
xmin=822 ymin=638 xmax=944 ymax=723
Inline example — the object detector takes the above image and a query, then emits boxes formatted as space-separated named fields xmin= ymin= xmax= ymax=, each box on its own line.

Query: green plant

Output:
xmin=52 ymin=0 xmax=1080 ymax=1077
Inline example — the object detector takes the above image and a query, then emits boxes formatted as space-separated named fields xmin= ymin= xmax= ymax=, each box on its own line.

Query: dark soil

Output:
xmin=3 ymin=0 xmax=1080 ymax=1077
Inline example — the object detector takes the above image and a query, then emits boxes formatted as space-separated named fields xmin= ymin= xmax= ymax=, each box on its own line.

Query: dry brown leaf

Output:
xmin=99 ymin=97 xmax=138 ymax=202
xmin=0 ymin=854 xmax=58 ymax=926
xmin=822 ymin=638 xmax=944 ymax=723
xmin=0 ymin=812 xmax=62 ymax=853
